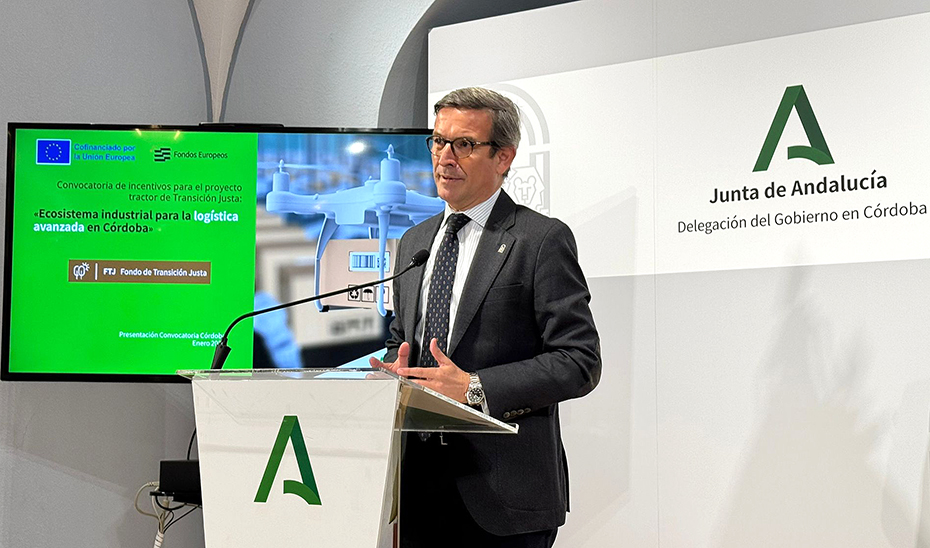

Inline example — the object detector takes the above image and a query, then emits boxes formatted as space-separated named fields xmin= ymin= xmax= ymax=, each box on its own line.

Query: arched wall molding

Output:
xmin=189 ymin=0 xmax=256 ymax=122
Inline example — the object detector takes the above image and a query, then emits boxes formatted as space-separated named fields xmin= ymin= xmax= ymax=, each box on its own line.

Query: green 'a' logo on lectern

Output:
xmin=254 ymin=415 xmax=322 ymax=506
xmin=753 ymin=85 xmax=834 ymax=172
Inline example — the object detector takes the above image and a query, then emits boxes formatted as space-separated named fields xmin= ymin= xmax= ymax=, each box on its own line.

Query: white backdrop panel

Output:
xmin=431 ymin=3 xmax=930 ymax=548
xmin=655 ymin=13 xmax=930 ymax=274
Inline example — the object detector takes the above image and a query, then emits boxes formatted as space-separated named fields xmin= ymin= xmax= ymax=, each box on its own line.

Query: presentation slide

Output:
xmin=4 ymin=126 xmax=436 ymax=379
xmin=8 ymin=128 xmax=259 ymax=376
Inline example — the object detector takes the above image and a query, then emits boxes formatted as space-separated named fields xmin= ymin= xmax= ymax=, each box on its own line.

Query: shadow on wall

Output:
xmin=377 ymin=0 xmax=578 ymax=128
xmin=916 ymin=439 xmax=930 ymax=545
xmin=713 ymin=262 xmax=930 ymax=547
xmin=884 ymin=382 xmax=930 ymax=546
xmin=559 ymin=191 xmax=641 ymax=545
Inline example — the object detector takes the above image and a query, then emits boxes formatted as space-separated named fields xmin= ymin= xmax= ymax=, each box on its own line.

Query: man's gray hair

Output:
xmin=434 ymin=87 xmax=521 ymax=150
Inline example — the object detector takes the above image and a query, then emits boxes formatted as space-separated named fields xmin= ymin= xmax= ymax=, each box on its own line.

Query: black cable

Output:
xmin=164 ymin=505 xmax=201 ymax=532
xmin=187 ymin=428 xmax=197 ymax=460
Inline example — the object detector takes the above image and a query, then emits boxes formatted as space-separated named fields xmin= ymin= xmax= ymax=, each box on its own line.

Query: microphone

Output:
xmin=210 ymin=248 xmax=430 ymax=370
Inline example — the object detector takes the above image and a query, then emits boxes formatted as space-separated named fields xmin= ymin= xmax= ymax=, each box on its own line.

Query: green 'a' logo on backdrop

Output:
xmin=753 ymin=85 xmax=834 ymax=172
xmin=254 ymin=415 xmax=322 ymax=506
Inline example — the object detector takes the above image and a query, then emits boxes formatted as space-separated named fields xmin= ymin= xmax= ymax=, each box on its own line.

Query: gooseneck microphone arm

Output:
xmin=210 ymin=249 xmax=430 ymax=370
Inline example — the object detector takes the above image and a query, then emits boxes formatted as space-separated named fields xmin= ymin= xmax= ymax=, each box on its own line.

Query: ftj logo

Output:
xmin=36 ymin=139 xmax=71 ymax=165
xmin=254 ymin=415 xmax=322 ymax=506
xmin=753 ymin=85 xmax=834 ymax=172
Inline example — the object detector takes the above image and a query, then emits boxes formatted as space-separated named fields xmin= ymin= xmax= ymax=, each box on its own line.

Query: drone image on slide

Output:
xmin=263 ymin=145 xmax=443 ymax=316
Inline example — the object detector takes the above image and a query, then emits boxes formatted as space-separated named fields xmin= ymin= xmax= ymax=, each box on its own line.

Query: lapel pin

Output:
xmin=498 ymin=244 xmax=506 ymax=253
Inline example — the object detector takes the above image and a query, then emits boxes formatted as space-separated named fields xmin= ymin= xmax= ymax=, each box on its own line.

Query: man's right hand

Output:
xmin=369 ymin=341 xmax=410 ymax=374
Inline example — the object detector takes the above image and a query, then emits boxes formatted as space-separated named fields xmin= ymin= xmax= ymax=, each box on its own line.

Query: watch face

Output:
xmin=467 ymin=386 xmax=484 ymax=405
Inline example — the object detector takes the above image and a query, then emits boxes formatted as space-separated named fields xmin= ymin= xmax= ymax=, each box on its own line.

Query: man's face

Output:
xmin=431 ymin=107 xmax=515 ymax=211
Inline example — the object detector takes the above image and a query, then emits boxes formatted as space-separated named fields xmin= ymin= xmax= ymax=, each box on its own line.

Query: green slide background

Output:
xmin=9 ymin=129 xmax=258 ymax=375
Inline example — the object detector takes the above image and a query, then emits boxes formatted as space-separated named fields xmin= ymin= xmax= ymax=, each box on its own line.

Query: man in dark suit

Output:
xmin=370 ymin=87 xmax=601 ymax=548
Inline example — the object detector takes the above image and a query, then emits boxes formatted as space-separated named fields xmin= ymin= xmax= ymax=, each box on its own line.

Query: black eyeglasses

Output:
xmin=426 ymin=136 xmax=496 ymax=159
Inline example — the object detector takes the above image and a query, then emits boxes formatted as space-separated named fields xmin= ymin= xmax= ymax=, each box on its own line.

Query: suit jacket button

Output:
xmin=516 ymin=409 xmax=524 ymax=416
xmin=524 ymin=408 xmax=531 ymax=413
xmin=503 ymin=412 xmax=511 ymax=419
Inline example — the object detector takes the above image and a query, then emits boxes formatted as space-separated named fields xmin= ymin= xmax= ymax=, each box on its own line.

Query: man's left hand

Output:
xmin=396 ymin=338 xmax=470 ymax=403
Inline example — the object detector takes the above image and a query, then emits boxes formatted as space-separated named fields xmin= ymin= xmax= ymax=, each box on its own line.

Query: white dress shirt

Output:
xmin=415 ymin=187 xmax=502 ymax=354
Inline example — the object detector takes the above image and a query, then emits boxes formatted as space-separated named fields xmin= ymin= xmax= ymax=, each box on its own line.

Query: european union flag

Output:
xmin=36 ymin=139 xmax=71 ymax=165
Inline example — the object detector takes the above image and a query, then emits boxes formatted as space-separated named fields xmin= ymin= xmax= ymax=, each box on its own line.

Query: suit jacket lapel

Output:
xmin=448 ymin=192 xmax=516 ymax=357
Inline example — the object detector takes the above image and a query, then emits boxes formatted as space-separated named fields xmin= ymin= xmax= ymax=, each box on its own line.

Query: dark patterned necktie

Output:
xmin=420 ymin=213 xmax=471 ymax=367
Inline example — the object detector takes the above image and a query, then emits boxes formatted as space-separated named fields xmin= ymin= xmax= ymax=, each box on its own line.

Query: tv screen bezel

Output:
xmin=2 ymin=122 xmax=434 ymax=383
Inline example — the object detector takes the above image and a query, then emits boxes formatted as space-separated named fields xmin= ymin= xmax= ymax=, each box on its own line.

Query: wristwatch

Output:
xmin=466 ymin=373 xmax=485 ymax=407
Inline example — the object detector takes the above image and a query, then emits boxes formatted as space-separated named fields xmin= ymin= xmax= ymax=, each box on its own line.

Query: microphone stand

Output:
xmin=210 ymin=250 xmax=428 ymax=370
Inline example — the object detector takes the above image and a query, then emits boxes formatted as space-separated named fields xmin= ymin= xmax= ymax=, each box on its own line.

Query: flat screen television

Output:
xmin=2 ymin=123 xmax=438 ymax=382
